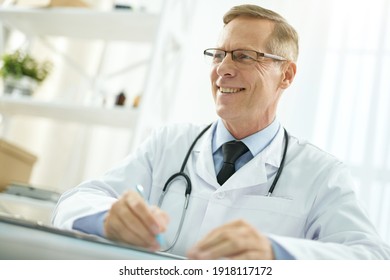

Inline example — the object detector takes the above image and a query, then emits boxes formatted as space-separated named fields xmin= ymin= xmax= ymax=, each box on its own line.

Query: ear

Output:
xmin=280 ymin=61 xmax=297 ymax=89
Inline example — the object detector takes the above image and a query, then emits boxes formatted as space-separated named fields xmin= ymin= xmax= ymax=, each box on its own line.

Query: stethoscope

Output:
xmin=157 ymin=124 xmax=289 ymax=252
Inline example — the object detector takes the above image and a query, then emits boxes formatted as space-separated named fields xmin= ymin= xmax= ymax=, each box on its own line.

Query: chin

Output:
xmin=215 ymin=106 xmax=235 ymax=121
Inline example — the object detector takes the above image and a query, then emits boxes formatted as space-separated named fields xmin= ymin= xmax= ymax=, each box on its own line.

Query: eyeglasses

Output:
xmin=203 ymin=48 xmax=287 ymax=65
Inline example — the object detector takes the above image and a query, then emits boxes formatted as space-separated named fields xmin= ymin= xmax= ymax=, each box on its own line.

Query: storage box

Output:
xmin=0 ymin=139 xmax=37 ymax=192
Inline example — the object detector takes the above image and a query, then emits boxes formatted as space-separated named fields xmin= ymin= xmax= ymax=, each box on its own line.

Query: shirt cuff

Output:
xmin=72 ymin=210 xmax=108 ymax=237
xmin=270 ymin=238 xmax=295 ymax=260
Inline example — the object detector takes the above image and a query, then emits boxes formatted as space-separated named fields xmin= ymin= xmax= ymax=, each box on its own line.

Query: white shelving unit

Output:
xmin=0 ymin=8 xmax=159 ymax=42
xmin=0 ymin=1 xmax=197 ymax=130
xmin=0 ymin=7 xmax=160 ymax=128
xmin=0 ymin=7 xmax=159 ymax=42
xmin=0 ymin=96 xmax=137 ymax=128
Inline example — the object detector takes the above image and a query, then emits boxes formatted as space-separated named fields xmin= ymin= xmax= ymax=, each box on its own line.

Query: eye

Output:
xmin=212 ymin=51 xmax=225 ymax=63
xmin=234 ymin=51 xmax=257 ymax=63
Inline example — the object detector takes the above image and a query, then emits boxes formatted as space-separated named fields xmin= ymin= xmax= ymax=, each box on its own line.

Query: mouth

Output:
xmin=218 ymin=87 xmax=245 ymax=94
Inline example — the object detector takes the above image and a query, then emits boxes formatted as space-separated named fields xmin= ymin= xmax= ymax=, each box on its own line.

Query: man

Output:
xmin=52 ymin=4 xmax=390 ymax=259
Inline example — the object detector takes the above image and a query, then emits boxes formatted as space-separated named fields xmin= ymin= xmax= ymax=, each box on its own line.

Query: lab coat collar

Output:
xmin=193 ymin=122 xmax=286 ymax=191
xmin=213 ymin=118 xmax=281 ymax=158
xmin=193 ymin=122 xmax=219 ymax=188
xmin=262 ymin=125 xmax=285 ymax=169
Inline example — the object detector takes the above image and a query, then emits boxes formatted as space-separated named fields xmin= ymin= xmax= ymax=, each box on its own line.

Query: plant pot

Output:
xmin=3 ymin=76 xmax=38 ymax=96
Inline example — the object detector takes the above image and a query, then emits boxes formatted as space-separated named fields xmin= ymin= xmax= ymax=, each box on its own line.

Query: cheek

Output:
xmin=253 ymin=64 xmax=271 ymax=80
xmin=253 ymin=66 xmax=281 ymax=90
xmin=210 ymin=68 xmax=219 ymax=97
xmin=210 ymin=67 xmax=218 ymax=83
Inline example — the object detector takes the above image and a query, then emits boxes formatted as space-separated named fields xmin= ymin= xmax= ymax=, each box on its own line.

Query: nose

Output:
xmin=215 ymin=52 xmax=237 ymax=77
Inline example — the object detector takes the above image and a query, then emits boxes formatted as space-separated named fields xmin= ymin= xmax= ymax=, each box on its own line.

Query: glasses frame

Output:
xmin=203 ymin=48 xmax=287 ymax=65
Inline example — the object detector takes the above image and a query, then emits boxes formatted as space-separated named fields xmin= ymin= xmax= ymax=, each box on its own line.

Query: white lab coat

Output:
xmin=52 ymin=122 xmax=390 ymax=259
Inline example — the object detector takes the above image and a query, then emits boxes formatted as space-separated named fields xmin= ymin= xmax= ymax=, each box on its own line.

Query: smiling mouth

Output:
xmin=219 ymin=87 xmax=245 ymax=93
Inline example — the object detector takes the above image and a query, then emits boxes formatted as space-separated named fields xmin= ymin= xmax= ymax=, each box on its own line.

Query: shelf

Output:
xmin=0 ymin=96 xmax=138 ymax=128
xmin=0 ymin=7 xmax=159 ymax=42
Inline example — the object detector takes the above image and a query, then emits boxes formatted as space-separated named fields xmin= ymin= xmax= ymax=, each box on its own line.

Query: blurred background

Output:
xmin=0 ymin=0 xmax=389 ymax=243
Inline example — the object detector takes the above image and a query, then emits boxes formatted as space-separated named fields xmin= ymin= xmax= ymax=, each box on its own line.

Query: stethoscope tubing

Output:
xmin=267 ymin=128 xmax=289 ymax=196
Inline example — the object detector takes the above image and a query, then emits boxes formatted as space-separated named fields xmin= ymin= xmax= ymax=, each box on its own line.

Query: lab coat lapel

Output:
xmin=220 ymin=156 xmax=268 ymax=190
xmin=193 ymin=125 xmax=220 ymax=188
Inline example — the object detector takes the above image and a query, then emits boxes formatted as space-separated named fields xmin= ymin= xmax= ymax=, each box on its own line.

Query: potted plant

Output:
xmin=0 ymin=50 xmax=52 ymax=96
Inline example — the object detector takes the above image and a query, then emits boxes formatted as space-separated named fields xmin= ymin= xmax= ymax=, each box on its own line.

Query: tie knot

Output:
xmin=221 ymin=141 xmax=249 ymax=164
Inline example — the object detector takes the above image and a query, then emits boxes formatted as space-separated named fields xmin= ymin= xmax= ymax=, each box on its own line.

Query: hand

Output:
xmin=104 ymin=190 xmax=169 ymax=251
xmin=187 ymin=220 xmax=275 ymax=259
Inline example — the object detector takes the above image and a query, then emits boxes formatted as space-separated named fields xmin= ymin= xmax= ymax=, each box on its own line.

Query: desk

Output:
xmin=0 ymin=193 xmax=56 ymax=225
xmin=0 ymin=216 xmax=183 ymax=260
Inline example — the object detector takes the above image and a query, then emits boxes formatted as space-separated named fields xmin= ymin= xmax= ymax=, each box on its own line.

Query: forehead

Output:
xmin=217 ymin=17 xmax=275 ymax=50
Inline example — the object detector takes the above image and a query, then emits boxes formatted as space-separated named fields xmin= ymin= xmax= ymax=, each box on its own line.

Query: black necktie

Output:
xmin=217 ymin=141 xmax=249 ymax=185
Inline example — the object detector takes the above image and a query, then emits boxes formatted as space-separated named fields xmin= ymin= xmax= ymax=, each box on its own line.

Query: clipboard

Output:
xmin=0 ymin=215 xmax=185 ymax=260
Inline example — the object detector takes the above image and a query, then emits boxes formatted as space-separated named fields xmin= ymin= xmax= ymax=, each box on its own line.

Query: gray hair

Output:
xmin=223 ymin=4 xmax=299 ymax=62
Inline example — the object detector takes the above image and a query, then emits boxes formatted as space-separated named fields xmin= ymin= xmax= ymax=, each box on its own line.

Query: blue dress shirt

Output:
xmin=212 ymin=118 xmax=280 ymax=175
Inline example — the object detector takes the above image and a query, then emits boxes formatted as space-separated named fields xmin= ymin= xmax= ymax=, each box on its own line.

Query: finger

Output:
xmin=227 ymin=234 xmax=275 ymax=260
xmin=150 ymin=205 xmax=170 ymax=232
xmin=123 ymin=192 xmax=168 ymax=248
xmin=191 ymin=220 xmax=241 ymax=251
xmin=124 ymin=191 xmax=161 ymax=235
xmin=104 ymin=192 xmax=160 ymax=248
xmin=188 ymin=220 xmax=274 ymax=260
xmin=188 ymin=228 xmax=243 ymax=259
xmin=105 ymin=215 xmax=148 ymax=247
xmin=104 ymin=199 xmax=155 ymax=247
xmin=118 ymin=206 xmax=160 ymax=248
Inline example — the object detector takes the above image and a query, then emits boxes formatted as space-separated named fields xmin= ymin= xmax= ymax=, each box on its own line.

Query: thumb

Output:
xmin=150 ymin=205 xmax=170 ymax=232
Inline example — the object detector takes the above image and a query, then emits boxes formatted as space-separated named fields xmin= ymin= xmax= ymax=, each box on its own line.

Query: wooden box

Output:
xmin=0 ymin=139 xmax=37 ymax=191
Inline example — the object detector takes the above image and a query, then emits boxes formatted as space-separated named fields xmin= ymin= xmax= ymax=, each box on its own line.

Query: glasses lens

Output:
xmin=204 ymin=49 xmax=225 ymax=64
xmin=233 ymin=50 xmax=258 ymax=64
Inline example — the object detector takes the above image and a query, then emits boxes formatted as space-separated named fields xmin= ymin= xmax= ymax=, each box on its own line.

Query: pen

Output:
xmin=135 ymin=184 xmax=165 ymax=247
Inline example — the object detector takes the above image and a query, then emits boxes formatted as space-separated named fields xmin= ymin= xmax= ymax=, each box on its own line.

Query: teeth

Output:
xmin=219 ymin=87 xmax=243 ymax=93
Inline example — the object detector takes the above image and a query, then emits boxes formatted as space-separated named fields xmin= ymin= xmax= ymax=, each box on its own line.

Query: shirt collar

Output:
xmin=212 ymin=118 xmax=280 ymax=157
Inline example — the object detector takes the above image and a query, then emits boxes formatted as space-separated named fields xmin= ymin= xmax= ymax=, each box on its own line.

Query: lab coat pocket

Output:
xmin=230 ymin=194 xmax=306 ymax=237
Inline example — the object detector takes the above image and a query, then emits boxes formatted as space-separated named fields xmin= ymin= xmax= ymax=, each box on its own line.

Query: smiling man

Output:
xmin=52 ymin=4 xmax=390 ymax=260
xmin=208 ymin=13 xmax=296 ymax=140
